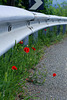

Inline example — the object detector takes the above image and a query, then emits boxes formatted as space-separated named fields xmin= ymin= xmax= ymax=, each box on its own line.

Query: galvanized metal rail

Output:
xmin=0 ymin=5 xmax=67 ymax=57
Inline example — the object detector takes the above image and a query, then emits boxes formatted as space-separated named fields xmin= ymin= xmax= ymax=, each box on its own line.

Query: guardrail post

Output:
xmin=23 ymin=36 xmax=29 ymax=46
xmin=32 ymin=31 xmax=38 ymax=44
xmin=57 ymin=25 xmax=60 ymax=35
xmin=3 ymin=54 xmax=5 ymax=59
xmin=11 ymin=47 xmax=13 ymax=55
xmin=63 ymin=25 xmax=66 ymax=34
xmin=3 ymin=46 xmax=14 ymax=58
xmin=42 ymin=28 xmax=47 ymax=35
xmin=50 ymin=26 xmax=53 ymax=31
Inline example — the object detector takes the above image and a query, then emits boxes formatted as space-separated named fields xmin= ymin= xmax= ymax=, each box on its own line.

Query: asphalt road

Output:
xmin=25 ymin=37 xmax=67 ymax=100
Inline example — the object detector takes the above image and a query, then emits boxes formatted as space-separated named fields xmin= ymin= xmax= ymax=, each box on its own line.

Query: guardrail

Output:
xmin=0 ymin=5 xmax=67 ymax=57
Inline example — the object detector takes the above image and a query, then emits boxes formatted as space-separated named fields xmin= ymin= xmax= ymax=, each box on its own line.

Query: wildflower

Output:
xmin=32 ymin=47 xmax=36 ymax=51
xmin=19 ymin=41 xmax=23 ymax=44
xmin=26 ymin=78 xmax=29 ymax=81
xmin=37 ymin=91 xmax=40 ymax=93
xmin=53 ymin=73 xmax=56 ymax=77
xmin=31 ymin=80 xmax=33 ymax=82
xmin=26 ymin=78 xmax=33 ymax=82
xmin=45 ymin=29 xmax=46 ymax=31
xmin=24 ymin=47 xmax=30 ymax=53
xmin=12 ymin=66 xmax=17 ymax=70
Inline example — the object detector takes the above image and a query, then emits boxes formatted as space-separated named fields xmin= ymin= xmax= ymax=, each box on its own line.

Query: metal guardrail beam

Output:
xmin=0 ymin=5 xmax=67 ymax=57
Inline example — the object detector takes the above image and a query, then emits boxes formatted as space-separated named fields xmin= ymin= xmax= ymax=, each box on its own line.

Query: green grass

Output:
xmin=0 ymin=26 xmax=67 ymax=100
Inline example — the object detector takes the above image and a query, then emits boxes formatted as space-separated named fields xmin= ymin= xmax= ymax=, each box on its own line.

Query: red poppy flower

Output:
xmin=53 ymin=73 xmax=56 ymax=77
xmin=24 ymin=47 xmax=30 ymax=53
xmin=45 ymin=29 xmax=46 ymax=31
xmin=26 ymin=78 xmax=29 ymax=81
xmin=12 ymin=66 xmax=17 ymax=70
xmin=32 ymin=47 xmax=36 ymax=51
xmin=31 ymin=80 xmax=33 ymax=82
xmin=26 ymin=78 xmax=33 ymax=82
xmin=37 ymin=91 xmax=40 ymax=93
xmin=19 ymin=41 xmax=23 ymax=44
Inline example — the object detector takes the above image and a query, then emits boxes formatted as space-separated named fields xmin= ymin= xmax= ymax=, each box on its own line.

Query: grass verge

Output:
xmin=0 ymin=27 xmax=67 ymax=100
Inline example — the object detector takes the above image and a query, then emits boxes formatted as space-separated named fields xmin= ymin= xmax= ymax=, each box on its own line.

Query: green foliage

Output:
xmin=0 ymin=0 xmax=67 ymax=17
xmin=39 ymin=0 xmax=67 ymax=17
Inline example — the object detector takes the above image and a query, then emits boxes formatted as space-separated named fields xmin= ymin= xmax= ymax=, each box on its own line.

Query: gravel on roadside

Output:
xmin=24 ymin=37 xmax=67 ymax=100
